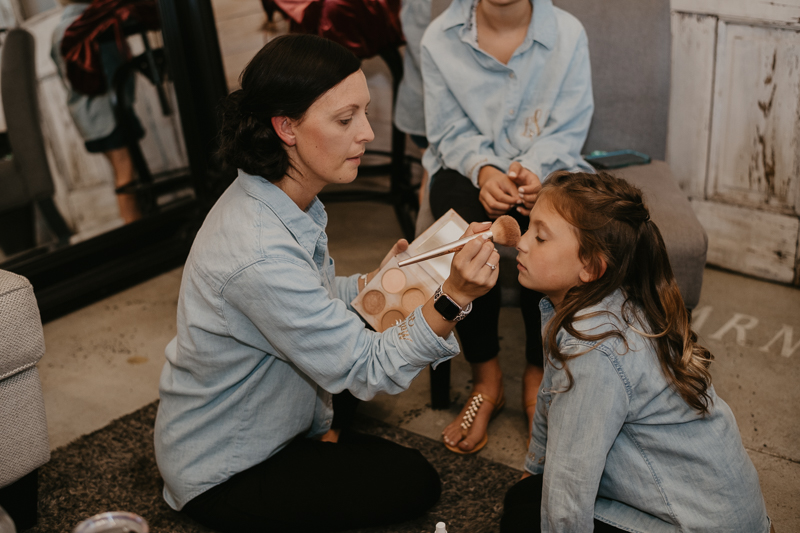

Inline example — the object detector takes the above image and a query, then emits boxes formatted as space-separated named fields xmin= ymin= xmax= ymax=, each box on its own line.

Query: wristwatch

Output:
xmin=433 ymin=285 xmax=472 ymax=322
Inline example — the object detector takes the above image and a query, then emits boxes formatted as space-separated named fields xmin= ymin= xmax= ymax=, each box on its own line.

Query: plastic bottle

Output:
xmin=434 ymin=521 xmax=447 ymax=533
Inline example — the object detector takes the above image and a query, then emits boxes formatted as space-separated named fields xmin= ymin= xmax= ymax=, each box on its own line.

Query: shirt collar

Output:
xmin=441 ymin=0 xmax=557 ymax=51
xmin=236 ymin=169 xmax=327 ymax=257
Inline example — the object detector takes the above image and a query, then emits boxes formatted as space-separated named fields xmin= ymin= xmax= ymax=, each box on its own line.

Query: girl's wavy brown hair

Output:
xmin=541 ymin=171 xmax=714 ymax=414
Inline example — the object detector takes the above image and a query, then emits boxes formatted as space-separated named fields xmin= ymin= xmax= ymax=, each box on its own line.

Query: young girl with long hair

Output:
xmin=501 ymin=171 xmax=771 ymax=532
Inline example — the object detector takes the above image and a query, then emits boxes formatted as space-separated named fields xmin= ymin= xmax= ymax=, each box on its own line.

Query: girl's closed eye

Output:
xmin=339 ymin=117 xmax=352 ymax=125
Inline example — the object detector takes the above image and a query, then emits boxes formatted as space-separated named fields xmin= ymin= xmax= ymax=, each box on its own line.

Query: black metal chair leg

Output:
xmin=430 ymin=359 xmax=451 ymax=409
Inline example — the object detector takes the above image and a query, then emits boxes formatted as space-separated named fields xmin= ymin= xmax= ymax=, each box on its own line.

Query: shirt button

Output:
xmin=509 ymin=109 xmax=515 ymax=116
xmin=509 ymin=72 xmax=515 ymax=79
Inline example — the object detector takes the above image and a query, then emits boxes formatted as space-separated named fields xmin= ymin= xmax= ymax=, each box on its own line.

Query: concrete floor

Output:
xmin=35 ymin=39 xmax=800 ymax=530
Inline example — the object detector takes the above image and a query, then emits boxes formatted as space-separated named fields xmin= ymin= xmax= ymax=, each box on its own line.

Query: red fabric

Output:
xmin=262 ymin=0 xmax=404 ymax=59
xmin=60 ymin=0 xmax=160 ymax=96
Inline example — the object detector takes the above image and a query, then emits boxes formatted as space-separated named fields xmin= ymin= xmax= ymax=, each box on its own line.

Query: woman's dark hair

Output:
xmin=541 ymin=171 xmax=714 ymax=415
xmin=217 ymin=34 xmax=361 ymax=181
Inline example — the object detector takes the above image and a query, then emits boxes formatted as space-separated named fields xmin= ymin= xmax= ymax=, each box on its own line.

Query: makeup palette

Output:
xmin=352 ymin=210 xmax=468 ymax=332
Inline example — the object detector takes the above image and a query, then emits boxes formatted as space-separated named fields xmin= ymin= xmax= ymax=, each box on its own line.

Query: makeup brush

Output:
xmin=398 ymin=215 xmax=521 ymax=268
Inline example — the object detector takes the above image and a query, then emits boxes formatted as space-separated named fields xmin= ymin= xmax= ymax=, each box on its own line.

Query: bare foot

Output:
xmin=442 ymin=358 xmax=504 ymax=453
xmin=523 ymin=363 xmax=544 ymax=435
xmin=319 ymin=428 xmax=341 ymax=443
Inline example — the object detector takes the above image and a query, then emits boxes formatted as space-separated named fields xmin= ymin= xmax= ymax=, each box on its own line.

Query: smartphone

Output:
xmin=584 ymin=149 xmax=651 ymax=170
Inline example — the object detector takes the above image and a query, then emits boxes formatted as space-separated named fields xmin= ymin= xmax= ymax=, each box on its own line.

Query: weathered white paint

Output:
xmin=0 ymin=0 xmax=17 ymax=32
xmin=707 ymin=21 xmax=800 ymax=214
xmin=671 ymin=0 xmax=800 ymax=284
xmin=672 ymin=0 xmax=800 ymax=29
xmin=691 ymin=199 xmax=799 ymax=283
xmin=760 ymin=325 xmax=800 ymax=358
xmin=666 ymin=13 xmax=717 ymax=197
xmin=690 ymin=304 xmax=713 ymax=332
xmin=710 ymin=312 xmax=759 ymax=344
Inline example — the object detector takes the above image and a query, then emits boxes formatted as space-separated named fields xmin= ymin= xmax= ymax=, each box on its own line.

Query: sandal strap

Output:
xmin=459 ymin=390 xmax=504 ymax=432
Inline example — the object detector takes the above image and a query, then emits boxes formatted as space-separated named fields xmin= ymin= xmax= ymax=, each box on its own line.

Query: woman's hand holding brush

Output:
xmin=421 ymin=222 xmax=501 ymax=339
xmin=397 ymin=215 xmax=521 ymax=268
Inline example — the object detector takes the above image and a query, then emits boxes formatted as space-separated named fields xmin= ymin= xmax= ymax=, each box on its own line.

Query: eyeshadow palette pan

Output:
xmin=351 ymin=210 xmax=468 ymax=332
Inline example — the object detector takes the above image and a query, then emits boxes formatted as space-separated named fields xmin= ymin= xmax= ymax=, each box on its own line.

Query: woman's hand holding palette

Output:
xmin=352 ymin=210 xmax=468 ymax=332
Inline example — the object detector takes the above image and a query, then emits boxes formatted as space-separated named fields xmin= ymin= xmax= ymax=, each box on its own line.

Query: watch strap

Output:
xmin=433 ymin=285 xmax=472 ymax=322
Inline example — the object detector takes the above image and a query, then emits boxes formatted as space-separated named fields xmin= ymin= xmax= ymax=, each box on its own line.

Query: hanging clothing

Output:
xmin=59 ymin=0 xmax=159 ymax=96
xmin=262 ymin=0 xmax=404 ymax=59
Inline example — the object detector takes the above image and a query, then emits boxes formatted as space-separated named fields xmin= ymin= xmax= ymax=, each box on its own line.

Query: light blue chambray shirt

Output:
xmin=527 ymin=291 xmax=770 ymax=533
xmin=394 ymin=0 xmax=432 ymax=137
xmin=420 ymin=0 xmax=594 ymax=186
xmin=154 ymin=170 xmax=459 ymax=510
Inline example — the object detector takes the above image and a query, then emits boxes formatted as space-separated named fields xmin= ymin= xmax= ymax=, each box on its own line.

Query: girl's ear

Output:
xmin=271 ymin=116 xmax=296 ymax=146
xmin=580 ymin=255 xmax=607 ymax=283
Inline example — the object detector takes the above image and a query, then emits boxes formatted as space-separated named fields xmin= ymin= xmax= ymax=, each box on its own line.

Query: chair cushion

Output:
xmin=0 ymin=366 xmax=50 ymax=488
xmin=0 ymin=270 xmax=45 ymax=380
xmin=611 ymin=161 xmax=707 ymax=308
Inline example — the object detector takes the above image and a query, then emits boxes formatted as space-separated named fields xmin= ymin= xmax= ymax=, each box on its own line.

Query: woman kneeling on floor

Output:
xmin=154 ymin=34 xmax=500 ymax=533
xmin=501 ymin=171 xmax=771 ymax=533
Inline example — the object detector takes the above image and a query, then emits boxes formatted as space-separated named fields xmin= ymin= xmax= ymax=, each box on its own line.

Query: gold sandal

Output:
xmin=443 ymin=390 xmax=505 ymax=455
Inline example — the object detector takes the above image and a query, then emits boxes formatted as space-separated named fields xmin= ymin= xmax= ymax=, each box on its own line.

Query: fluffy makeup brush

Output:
xmin=398 ymin=215 xmax=521 ymax=268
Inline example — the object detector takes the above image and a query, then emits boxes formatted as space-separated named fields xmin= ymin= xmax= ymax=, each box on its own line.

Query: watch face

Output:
xmin=434 ymin=293 xmax=460 ymax=321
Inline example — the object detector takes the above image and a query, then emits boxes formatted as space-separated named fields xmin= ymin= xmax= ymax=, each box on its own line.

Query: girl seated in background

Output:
xmin=502 ymin=171 xmax=771 ymax=532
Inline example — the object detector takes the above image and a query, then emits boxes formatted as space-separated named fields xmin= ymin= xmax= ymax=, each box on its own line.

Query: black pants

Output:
xmin=182 ymin=392 xmax=440 ymax=532
xmin=429 ymin=168 xmax=544 ymax=366
xmin=501 ymin=475 xmax=626 ymax=532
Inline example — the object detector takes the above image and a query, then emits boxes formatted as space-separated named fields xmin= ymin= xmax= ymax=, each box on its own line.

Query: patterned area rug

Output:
xmin=30 ymin=401 xmax=521 ymax=533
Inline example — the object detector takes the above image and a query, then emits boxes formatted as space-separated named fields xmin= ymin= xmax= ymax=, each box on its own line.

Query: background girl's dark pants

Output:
xmin=429 ymin=168 xmax=543 ymax=366
xmin=183 ymin=392 xmax=440 ymax=533
xmin=501 ymin=474 xmax=626 ymax=532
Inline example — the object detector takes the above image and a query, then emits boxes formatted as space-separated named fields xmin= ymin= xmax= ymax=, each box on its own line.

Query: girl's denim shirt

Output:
xmin=528 ymin=290 xmax=770 ymax=532
xmin=154 ymin=171 xmax=458 ymax=510
xmin=420 ymin=0 xmax=594 ymax=186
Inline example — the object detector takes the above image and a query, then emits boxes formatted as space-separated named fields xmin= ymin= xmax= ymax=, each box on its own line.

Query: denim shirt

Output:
xmin=420 ymin=0 xmax=594 ymax=186
xmin=394 ymin=0 xmax=432 ymax=137
xmin=527 ymin=291 xmax=769 ymax=533
xmin=154 ymin=170 xmax=459 ymax=510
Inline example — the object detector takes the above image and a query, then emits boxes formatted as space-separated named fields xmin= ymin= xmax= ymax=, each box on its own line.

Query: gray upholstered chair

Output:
xmin=417 ymin=0 xmax=708 ymax=408
xmin=0 ymin=269 xmax=50 ymax=531
xmin=0 ymin=28 xmax=71 ymax=257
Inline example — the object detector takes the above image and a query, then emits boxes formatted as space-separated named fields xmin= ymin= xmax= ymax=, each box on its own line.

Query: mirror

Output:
xmin=0 ymin=0 xmax=191 ymax=262
xmin=0 ymin=0 xmax=230 ymax=319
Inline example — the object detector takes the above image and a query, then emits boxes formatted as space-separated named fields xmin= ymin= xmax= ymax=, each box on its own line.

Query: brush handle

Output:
xmin=397 ymin=232 xmax=492 ymax=267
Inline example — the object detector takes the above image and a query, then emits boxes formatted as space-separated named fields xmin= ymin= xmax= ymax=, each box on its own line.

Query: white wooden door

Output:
xmin=668 ymin=0 xmax=800 ymax=285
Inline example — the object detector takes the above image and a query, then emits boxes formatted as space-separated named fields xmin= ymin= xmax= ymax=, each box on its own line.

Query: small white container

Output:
xmin=435 ymin=521 xmax=447 ymax=533
xmin=72 ymin=512 xmax=149 ymax=533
